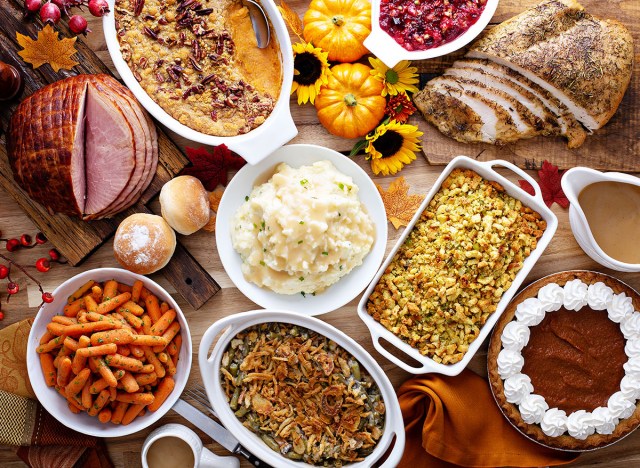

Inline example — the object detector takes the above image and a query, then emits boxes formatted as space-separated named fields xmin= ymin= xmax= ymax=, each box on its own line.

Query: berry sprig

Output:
xmin=0 ymin=252 xmax=55 ymax=311
xmin=24 ymin=0 xmax=110 ymax=36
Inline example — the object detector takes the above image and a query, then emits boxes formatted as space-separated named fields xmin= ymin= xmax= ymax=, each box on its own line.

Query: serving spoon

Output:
xmin=243 ymin=0 xmax=270 ymax=48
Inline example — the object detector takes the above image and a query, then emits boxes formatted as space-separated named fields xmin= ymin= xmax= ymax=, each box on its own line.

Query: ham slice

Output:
xmin=7 ymin=74 xmax=158 ymax=220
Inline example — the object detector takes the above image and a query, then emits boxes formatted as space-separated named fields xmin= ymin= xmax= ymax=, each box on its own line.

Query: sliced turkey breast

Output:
xmin=469 ymin=0 xmax=633 ymax=130
xmin=451 ymin=58 xmax=588 ymax=147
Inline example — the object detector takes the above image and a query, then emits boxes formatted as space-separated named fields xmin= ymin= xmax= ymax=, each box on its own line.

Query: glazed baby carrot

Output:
xmin=84 ymin=295 xmax=98 ymax=313
xmin=85 ymin=312 xmax=123 ymax=327
xmin=52 ymin=315 xmax=76 ymax=326
xmin=63 ymin=336 xmax=80 ymax=352
xmin=160 ymin=302 xmax=169 ymax=313
xmin=150 ymin=310 xmax=176 ymax=336
xmin=115 ymin=392 xmax=154 ymax=405
xmin=116 ymin=282 xmax=132 ymax=294
xmin=131 ymin=334 xmax=167 ymax=347
xmin=143 ymin=347 xmax=165 ymax=378
xmin=63 ymin=298 xmax=85 ymax=317
xmin=98 ymin=407 xmax=112 ymax=423
xmin=71 ymin=336 xmax=90 ymax=374
xmin=39 ymin=330 xmax=55 ymax=345
xmin=57 ymin=356 xmax=72 ymax=387
xmin=117 ymin=345 xmax=131 ymax=356
xmin=40 ymin=353 xmax=56 ymax=387
xmin=63 ymin=321 xmax=119 ymax=336
xmin=90 ymin=356 xmax=118 ymax=387
xmin=119 ymin=372 xmax=140 ymax=393
xmin=90 ymin=369 xmax=125 ymax=394
xmin=131 ymin=280 xmax=144 ymax=303
xmin=130 ymin=344 xmax=145 ymax=359
xmin=91 ymin=285 xmax=102 ymax=302
xmin=120 ymin=310 xmax=143 ymax=328
xmin=153 ymin=322 xmax=180 ymax=352
xmin=46 ymin=322 xmax=67 ymax=336
xmin=134 ymin=372 xmax=157 ymax=387
xmin=91 ymin=329 xmax=134 ymax=346
xmin=102 ymin=280 xmax=118 ymax=302
xmin=141 ymin=315 xmax=153 ymax=335
xmin=96 ymin=292 xmax=132 ymax=315
xmin=76 ymin=343 xmax=118 ymax=358
xmin=139 ymin=364 xmax=155 ymax=374
xmin=118 ymin=301 xmax=145 ymax=317
xmin=67 ymin=280 xmax=95 ymax=304
xmin=65 ymin=368 xmax=91 ymax=397
xmin=111 ymin=401 xmax=128 ymax=425
xmin=148 ymin=377 xmax=174 ymax=412
xmin=163 ymin=354 xmax=176 ymax=376
xmin=37 ymin=335 xmax=65 ymax=353
xmin=82 ymin=377 xmax=93 ymax=409
xmin=144 ymin=295 xmax=162 ymax=323
xmin=121 ymin=403 xmax=145 ymax=425
xmin=88 ymin=389 xmax=110 ymax=416
xmin=57 ymin=386 xmax=84 ymax=412
xmin=105 ymin=353 xmax=144 ymax=372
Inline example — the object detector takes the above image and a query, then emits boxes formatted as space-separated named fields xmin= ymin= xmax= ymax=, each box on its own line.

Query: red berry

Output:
xmin=68 ymin=15 xmax=89 ymax=35
xmin=36 ymin=257 xmax=51 ymax=272
xmin=48 ymin=249 xmax=60 ymax=261
xmin=25 ymin=0 xmax=42 ymax=13
xmin=40 ymin=2 xmax=61 ymax=24
xmin=0 ymin=311 xmax=4 ymax=320
xmin=35 ymin=232 xmax=47 ymax=244
xmin=6 ymin=238 xmax=20 ymax=252
xmin=88 ymin=0 xmax=109 ymax=17
xmin=42 ymin=292 xmax=54 ymax=303
xmin=0 ymin=265 xmax=8 ymax=280
xmin=7 ymin=282 xmax=19 ymax=295
xmin=20 ymin=234 xmax=32 ymax=247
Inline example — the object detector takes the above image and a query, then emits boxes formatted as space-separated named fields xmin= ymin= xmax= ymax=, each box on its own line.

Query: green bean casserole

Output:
xmin=220 ymin=323 xmax=386 ymax=466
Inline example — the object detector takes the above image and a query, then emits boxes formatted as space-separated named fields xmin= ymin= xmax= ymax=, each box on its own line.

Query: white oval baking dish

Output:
xmin=199 ymin=310 xmax=405 ymax=467
xmin=357 ymin=156 xmax=558 ymax=375
xmin=562 ymin=167 xmax=640 ymax=272
xmin=103 ymin=0 xmax=297 ymax=165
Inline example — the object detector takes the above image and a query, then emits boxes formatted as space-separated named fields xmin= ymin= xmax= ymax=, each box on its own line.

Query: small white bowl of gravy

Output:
xmin=562 ymin=167 xmax=640 ymax=272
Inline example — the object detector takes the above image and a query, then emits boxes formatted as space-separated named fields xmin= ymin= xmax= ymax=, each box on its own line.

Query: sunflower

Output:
xmin=291 ymin=42 xmax=331 ymax=105
xmin=368 ymin=57 xmax=419 ymax=97
xmin=365 ymin=121 xmax=423 ymax=176
xmin=384 ymin=92 xmax=417 ymax=123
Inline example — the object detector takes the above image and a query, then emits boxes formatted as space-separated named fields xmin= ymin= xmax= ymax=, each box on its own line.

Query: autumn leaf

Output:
xmin=278 ymin=0 xmax=303 ymax=40
xmin=376 ymin=177 xmax=425 ymax=229
xmin=17 ymin=24 xmax=79 ymax=73
xmin=181 ymin=144 xmax=246 ymax=191
xmin=518 ymin=160 xmax=569 ymax=208
xmin=202 ymin=189 xmax=224 ymax=232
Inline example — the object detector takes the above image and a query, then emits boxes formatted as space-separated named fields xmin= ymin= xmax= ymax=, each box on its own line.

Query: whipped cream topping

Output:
xmin=587 ymin=282 xmax=614 ymax=310
xmin=499 ymin=277 xmax=640 ymax=440
xmin=501 ymin=321 xmax=530 ymax=351
xmin=541 ymin=408 xmax=568 ymax=437
xmin=563 ymin=279 xmax=589 ymax=310
xmin=497 ymin=349 xmax=524 ymax=379
xmin=567 ymin=410 xmax=596 ymax=440
xmin=519 ymin=394 xmax=549 ymax=424
xmin=591 ymin=406 xmax=618 ymax=435
xmin=514 ymin=298 xmax=546 ymax=326
xmin=504 ymin=373 xmax=533 ymax=405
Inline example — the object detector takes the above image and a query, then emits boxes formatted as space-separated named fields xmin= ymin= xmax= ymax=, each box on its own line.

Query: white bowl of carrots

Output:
xmin=26 ymin=268 xmax=192 ymax=437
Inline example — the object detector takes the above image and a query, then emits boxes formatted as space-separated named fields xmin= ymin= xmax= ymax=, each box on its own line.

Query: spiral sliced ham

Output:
xmin=7 ymin=74 xmax=158 ymax=220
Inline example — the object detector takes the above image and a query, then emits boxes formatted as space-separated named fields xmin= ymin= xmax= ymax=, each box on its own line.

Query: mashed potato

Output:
xmin=230 ymin=161 xmax=375 ymax=295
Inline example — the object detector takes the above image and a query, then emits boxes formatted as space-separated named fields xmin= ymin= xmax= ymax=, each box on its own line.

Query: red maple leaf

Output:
xmin=518 ymin=160 xmax=569 ymax=208
xmin=181 ymin=144 xmax=246 ymax=191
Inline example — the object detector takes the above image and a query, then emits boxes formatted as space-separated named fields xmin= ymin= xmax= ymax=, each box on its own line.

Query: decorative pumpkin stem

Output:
xmin=344 ymin=93 xmax=358 ymax=106
xmin=332 ymin=15 xmax=345 ymax=26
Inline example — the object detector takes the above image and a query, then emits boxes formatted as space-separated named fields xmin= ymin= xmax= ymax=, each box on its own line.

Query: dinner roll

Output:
xmin=113 ymin=213 xmax=176 ymax=275
xmin=160 ymin=176 xmax=210 ymax=235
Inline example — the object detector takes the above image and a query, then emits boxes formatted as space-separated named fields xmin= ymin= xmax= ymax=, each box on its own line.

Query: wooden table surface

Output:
xmin=1 ymin=5 xmax=640 ymax=468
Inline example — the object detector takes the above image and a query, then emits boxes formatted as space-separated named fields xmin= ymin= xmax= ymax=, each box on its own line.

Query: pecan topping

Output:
xmin=143 ymin=26 xmax=158 ymax=40
xmin=134 ymin=0 xmax=145 ymax=16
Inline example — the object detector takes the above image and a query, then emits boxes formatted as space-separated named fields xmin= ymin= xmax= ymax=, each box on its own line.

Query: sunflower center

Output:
xmin=375 ymin=130 xmax=404 ymax=158
xmin=294 ymin=52 xmax=323 ymax=85
xmin=385 ymin=69 xmax=399 ymax=85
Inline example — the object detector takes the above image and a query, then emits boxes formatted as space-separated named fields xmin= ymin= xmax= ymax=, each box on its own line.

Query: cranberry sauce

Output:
xmin=379 ymin=0 xmax=487 ymax=51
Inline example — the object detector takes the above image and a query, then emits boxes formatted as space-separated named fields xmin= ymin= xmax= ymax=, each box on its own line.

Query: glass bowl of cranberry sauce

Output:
xmin=364 ymin=0 xmax=499 ymax=67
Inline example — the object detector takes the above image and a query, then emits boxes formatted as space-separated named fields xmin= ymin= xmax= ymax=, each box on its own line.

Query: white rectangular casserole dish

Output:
xmin=357 ymin=156 xmax=558 ymax=375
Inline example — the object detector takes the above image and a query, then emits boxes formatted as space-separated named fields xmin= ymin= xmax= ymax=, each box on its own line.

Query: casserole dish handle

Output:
xmin=367 ymin=322 xmax=438 ymax=374
xmin=480 ymin=160 xmax=545 ymax=206
xmin=199 ymin=315 xmax=242 ymax=367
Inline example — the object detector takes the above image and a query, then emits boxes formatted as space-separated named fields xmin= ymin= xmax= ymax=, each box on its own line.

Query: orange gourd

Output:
xmin=315 ymin=63 xmax=386 ymax=139
xmin=303 ymin=0 xmax=371 ymax=63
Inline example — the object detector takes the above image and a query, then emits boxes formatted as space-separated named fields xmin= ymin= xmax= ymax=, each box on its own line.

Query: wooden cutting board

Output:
xmin=0 ymin=0 xmax=219 ymax=309
xmin=413 ymin=0 xmax=640 ymax=171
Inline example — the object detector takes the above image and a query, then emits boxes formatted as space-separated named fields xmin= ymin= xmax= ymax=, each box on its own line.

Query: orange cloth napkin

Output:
xmin=0 ymin=319 xmax=113 ymax=468
xmin=398 ymin=369 xmax=580 ymax=468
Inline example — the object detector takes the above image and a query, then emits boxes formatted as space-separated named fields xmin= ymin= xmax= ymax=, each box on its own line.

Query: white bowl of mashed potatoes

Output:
xmin=216 ymin=144 xmax=387 ymax=315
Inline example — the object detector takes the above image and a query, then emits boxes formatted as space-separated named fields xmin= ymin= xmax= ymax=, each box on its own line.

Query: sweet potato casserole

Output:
xmin=220 ymin=323 xmax=386 ymax=466
xmin=367 ymin=169 xmax=546 ymax=364
xmin=114 ymin=0 xmax=282 ymax=136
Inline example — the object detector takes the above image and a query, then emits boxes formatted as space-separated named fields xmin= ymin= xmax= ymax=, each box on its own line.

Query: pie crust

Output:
xmin=488 ymin=270 xmax=640 ymax=451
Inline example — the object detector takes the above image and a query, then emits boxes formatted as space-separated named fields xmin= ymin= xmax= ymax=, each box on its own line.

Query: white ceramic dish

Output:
xmin=357 ymin=156 xmax=558 ymax=375
xmin=216 ymin=144 xmax=388 ymax=315
xmin=199 ymin=310 xmax=405 ymax=468
xmin=26 ymin=268 xmax=192 ymax=437
xmin=103 ymin=0 xmax=297 ymax=165
xmin=562 ymin=167 xmax=640 ymax=272
xmin=364 ymin=0 xmax=499 ymax=67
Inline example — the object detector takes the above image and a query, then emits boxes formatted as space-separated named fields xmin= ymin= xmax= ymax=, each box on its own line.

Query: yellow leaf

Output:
xmin=376 ymin=177 xmax=425 ymax=229
xmin=202 ymin=214 xmax=217 ymax=233
xmin=208 ymin=189 xmax=223 ymax=212
xmin=278 ymin=0 xmax=303 ymax=39
xmin=17 ymin=24 xmax=79 ymax=73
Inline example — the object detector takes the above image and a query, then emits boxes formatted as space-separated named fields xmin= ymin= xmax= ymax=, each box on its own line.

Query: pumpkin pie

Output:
xmin=488 ymin=271 xmax=640 ymax=450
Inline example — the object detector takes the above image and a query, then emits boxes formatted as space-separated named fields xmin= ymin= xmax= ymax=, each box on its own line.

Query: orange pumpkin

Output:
xmin=315 ymin=63 xmax=386 ymax=139
xmin=303 ymin=0 xmax=371 ymax=63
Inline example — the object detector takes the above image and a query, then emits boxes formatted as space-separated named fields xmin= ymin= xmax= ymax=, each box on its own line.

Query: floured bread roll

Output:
xmin=114 ymin=213 xmax=176 ymax=274
xmin=160 ymin=176 xmax=210 ymax=235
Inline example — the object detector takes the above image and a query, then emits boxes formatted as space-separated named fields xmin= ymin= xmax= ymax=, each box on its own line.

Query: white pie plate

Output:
xmin=357 ymin=156 xmax=558 ymax=375
xmin=216 ymin=144 xmax=388 ymax=316
xmin=103 ymin=0 xmax=297 ymax=164
xmin=26 ymin=268 xmax=192 ymax=437
xmin=199 ymin=310 xmax=405 ymax=467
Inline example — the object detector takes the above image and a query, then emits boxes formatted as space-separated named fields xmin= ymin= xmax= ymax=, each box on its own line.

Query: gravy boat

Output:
xmin=562 ymin=167 xmax=640 ymax=272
